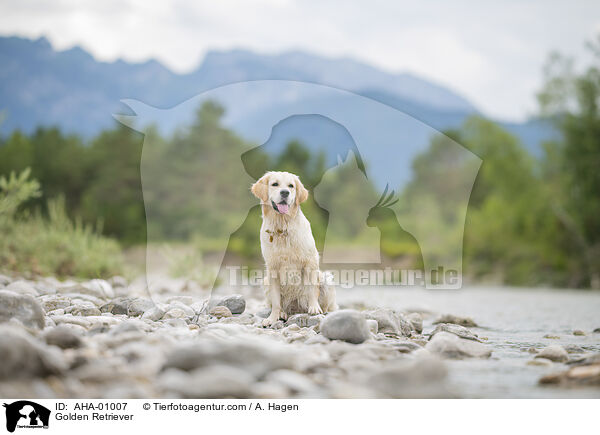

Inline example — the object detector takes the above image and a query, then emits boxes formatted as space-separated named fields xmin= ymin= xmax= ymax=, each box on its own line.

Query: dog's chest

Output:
xmin=261 ymin=226 xmax=308 ymax=263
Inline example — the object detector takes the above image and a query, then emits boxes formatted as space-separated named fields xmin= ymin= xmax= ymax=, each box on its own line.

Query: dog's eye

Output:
xmin=288 ymin=184 xmax=294 ymax=188
xmin=271 ymin=182 xmax=279 ymax=187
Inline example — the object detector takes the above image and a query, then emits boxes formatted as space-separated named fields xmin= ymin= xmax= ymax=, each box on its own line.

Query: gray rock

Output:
xmin=265 ymin=369 xmax=317 ymax=395
xmin=540 ymin=363 xmax=600 ymax=386
xmin=141 ymin=306 xmax=166 ymax=321
xmin=320 ymin=310 xmax=371 ymax=344
xmin=433 ymin=314 xmax=478 ymax=327
xmin=535 ymin=345 xmax=569 ymax=363
xmin=127 ymin=298 xmax=155 ymax=317
xmin=158 ymin=366 xmax=253 ymax=398
xmin=567 ymin=353 xmax=600 ymax=367
xmin=286 ymin=313 xmax=323 ymax=329
xmin=44 ymin=325 xmax=83 ymax=349
xmin=67 ymin=304 xmax=102 ymax=317
xmin=0 ymin=274 xmax=11 ymax=286
xmin=426 ymin=331 xmax=492 ymax=359
xmin=6 ymin=280 xmax=38 ymax=296
xmin=406 ymin=313 xmax=423 ymax=334
xmin=162 ymin=336 xmax=297 ymax=378
xmin=367 ymin=356 xmax=450 ymax=398
xmin=364 ymin=308 xmax=413 ymax=337
xmin=100 ymin=297 xmax=132 ymax=315
xmin=429 ymin=323 xmax=482 ymax=342
xmin=210 ymin=306 xmax=232 ymax=318
xmin=39 ymin=294 xmax=71 ymax=312
xmin=0 ymin=290 xmax=45 ymax=328
xmin=0 ymin=325 xmax=66 ymax=379
xmin=211 ymin=295 xmax=246 ymax=314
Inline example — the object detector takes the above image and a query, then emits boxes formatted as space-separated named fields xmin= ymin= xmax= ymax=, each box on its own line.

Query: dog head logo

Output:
xmin=3 ymin=401 xmax=50 ymax=432
xmin=115 ymin=80 xmax=481 ymax=296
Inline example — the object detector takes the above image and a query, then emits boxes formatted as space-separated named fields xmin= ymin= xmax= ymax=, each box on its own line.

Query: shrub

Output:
xmin=0 ymin=169 xmax=123 ymax=278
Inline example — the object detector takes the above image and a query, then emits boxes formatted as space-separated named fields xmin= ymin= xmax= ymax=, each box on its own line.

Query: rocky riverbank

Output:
xmin=0 ymin=274 xmax=599 ymax=398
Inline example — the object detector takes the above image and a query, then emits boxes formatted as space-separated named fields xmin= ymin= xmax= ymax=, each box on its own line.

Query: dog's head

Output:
xmin=251 ymin=171 xmax=309 ymax=215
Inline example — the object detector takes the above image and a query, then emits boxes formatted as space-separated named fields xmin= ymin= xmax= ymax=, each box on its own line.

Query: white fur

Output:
xmin=251 ymin=171 xmax=337 ymax=327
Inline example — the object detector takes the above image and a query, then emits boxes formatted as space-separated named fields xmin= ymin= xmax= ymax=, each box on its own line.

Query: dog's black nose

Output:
xmin=280 ymin=189 xmax=290 ymax=198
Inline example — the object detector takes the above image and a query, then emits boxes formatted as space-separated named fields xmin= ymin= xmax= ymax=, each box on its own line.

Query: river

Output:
xmin=338 ymin=286 xmax=600 ymax=398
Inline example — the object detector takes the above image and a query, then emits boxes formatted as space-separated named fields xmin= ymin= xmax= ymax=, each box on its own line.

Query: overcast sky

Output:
xmin=1 ymin=0 xmax=599 ymax=121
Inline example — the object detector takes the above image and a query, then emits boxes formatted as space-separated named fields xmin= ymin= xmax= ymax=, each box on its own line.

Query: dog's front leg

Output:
xmin=263 ymin=272 xmax=282 ymax=327
xmin=305 ymin=267 xmax=323 ymax=315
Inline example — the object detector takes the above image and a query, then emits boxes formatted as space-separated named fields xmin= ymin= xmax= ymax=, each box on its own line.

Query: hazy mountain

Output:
xmin=0 ymin=35 xmax=553 ymax=161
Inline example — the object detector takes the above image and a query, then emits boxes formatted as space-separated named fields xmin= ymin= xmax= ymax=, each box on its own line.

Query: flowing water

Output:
xmin=338 ymin=286 xmax=600 ymax=398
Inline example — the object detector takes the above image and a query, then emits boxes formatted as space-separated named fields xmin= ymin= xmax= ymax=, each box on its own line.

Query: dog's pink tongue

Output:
xmin=276 ymin=203 xmax=289 ymax=214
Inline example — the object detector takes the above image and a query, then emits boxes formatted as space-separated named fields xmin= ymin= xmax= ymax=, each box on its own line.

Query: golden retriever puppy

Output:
xmin=251 ymin=171 xmax=337 ymax=327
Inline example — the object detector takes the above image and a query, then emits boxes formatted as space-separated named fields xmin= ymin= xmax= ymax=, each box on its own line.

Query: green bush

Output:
xmin=0 ymin=169 xmax=123 ymax=278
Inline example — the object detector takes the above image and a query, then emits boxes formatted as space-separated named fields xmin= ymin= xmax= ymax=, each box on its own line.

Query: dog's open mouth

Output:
xmin=272 ymin=200 xmax=290 ymax=214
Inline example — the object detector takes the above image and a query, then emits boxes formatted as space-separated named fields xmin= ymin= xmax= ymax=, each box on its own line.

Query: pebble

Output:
xmin=39 ymin=295 xmax=72 ymax=312
xmin=141 ymin=306 xmax=166 ymax=322
xmin=535 ymin=345 xmax=569 ymax=363
xmin=426 ymin=331 xmax=492 ymax=359
xmin=406 ymin=313 xmax=423 ymax=334
xmin=367 ymin=356 xmax=450 ymax=398
xmin=209 ymin=306 xmax=233 ymax=318
xmin=543 ymin=334 xmax=560 ymax=339
xmin=286 ymin=313 xmax=323 ymax=329
xmin=0 ymin=274 xmax=11 ymax=287
xmin=429 ymin=323 xmax=482 ymax=342
xmin=433 ymin=314 xmax=477 ymax=327
xmin=573 ymin=330 xmax=585 ymax=336
xmin=211 ymin=295 xmax=246 ymax=315
xmin=44 ymin=325 xmax=83 ymax=349
xmin=0 ymin=325 xmax=66 ymax=379
xmin=6 ymin=280 xmax=39 ymax=296
xmin=363 ymin=308 xmax=413 ymax=337
xmin=540 ymin=364 xmax=600 ymax=386
xmin=158 ymin=366 xmax=254 ymax=398
xmin=127 ymin=298 xmax=155 ymax=317
xmin=0 ymin=290 xmax=46 ymax=329
xmin=320 ymin=310 xmax=371 ymax=344
xmin=100 ymin=297 xmax=132 ymax=315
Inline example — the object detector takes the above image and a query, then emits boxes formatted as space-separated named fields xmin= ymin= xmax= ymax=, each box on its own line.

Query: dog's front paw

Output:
xmin=262 ymin=314 xmax=279 ymax=327
xmin=279 ymin=311 xmax=288 ymax=321
xmin=308 ymin=304 xmax=323 ymax=315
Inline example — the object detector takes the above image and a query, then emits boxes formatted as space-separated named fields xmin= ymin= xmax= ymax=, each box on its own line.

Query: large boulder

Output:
xmin=0 ymin=290 xmax=45 ymax=329
xmin=320 ymin=310 xmax=371 ymax=344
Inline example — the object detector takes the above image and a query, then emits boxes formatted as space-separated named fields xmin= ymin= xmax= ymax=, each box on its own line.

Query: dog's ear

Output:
xmin=295 ymin=175 xmax=309 ymax=205
xmin=251 ymin=172 xmax=270 ymax=202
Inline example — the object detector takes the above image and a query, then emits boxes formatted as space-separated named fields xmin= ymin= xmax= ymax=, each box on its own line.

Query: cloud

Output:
xmin=1 ymin=0 xmax=598 ymax=121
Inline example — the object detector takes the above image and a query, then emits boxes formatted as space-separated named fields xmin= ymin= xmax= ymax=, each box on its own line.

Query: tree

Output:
xmin=537 ymin=36 xmax=600 ymax=288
